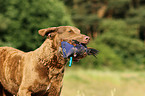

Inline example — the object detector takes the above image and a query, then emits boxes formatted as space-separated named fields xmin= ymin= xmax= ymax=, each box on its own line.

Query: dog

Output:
xmin=0 ymin=26 xmax=90 ymax=96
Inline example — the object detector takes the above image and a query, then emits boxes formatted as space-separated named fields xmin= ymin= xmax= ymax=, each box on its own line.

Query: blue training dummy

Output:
xmin=61 ymin=40 xmax=99 ymax=67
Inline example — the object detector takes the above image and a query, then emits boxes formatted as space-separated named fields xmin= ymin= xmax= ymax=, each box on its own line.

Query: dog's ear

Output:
xmin=38 ymin=27 xmax=57 ymax=36
xmin=38 ymin=27 xmax=58 ymax=39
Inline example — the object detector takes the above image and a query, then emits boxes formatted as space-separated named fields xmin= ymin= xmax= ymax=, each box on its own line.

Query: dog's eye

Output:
xmin=68 ymin=31 xmax=71 ymax=33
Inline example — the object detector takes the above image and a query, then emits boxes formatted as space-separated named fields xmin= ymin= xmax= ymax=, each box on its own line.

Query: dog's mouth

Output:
xmin=71 ymin=40 xmax=88 ymax=62
xmin=67 ymin=40 xmax=88 ymax=46
xmin=72 ymin=55 xmax=86 ymax=62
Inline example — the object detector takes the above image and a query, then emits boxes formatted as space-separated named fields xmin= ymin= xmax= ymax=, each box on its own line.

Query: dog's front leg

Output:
xmin=47 ymin=84 xmax=63 ymax=96
xmin=17 ymin=87 xmax=31 ymax=96
xmin=47 ymin=73 xmax=64 ymax=96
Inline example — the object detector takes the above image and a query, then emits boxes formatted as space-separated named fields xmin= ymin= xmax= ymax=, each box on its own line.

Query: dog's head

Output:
xmin=39 ymin=26 xmax=90 ymax=44
xmin=38 ymin=26 xmax=90 ymax=61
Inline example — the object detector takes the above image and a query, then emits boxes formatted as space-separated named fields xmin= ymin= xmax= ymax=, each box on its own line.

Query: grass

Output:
xmin=61 ymin=67 xmax=145 ymax=96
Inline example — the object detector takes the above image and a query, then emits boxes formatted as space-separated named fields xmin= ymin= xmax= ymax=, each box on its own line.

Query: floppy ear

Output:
xmin=38 ymin=27 xmax=58 ymax=37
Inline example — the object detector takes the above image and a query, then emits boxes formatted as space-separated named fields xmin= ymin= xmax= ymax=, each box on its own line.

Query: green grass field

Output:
xmin=61 ymin=67 xmax=145 ymax=96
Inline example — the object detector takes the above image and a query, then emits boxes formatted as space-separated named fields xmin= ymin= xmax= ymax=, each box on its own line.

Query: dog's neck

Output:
xmin=35 ymin=39 xmax=67 ymax=69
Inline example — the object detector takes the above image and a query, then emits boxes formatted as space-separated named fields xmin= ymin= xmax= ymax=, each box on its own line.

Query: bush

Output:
xmin=0 ymin=0 xmax=73 ymax=51
xmin=78 ymin=19 xmax=145 ymax=70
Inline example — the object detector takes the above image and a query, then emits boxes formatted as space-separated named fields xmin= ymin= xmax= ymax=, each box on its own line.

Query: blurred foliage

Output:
xmin=0 ymin=0 xmax=145 ymax=70
xmin=0 ymin=0 xmax=73 ymax=51
xmin=79 ymin=19 xmax=144 ymax=70
xmin=62 ymin=0 xmax=145 ymax=70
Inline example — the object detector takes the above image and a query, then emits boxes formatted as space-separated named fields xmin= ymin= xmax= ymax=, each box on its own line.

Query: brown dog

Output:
xmin=0 ymin=26 xmax=90 ymax=96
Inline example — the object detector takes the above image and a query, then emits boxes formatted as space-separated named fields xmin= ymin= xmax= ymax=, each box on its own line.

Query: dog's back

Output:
xmin=0 ymin=47 xmax=24 ymax=94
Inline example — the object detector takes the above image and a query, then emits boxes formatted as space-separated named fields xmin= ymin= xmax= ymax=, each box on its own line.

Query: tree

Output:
xmin=63 ymin=0 xmax=145 ymax=70
xmin=126 ymin=6 xmax=145 ymax=43
xmin=63 ymin=0 xmax=107 ymax=38
xmin=80 ymin=19 xmax=145 ymax=70
xmin=0 ymin=0 xmax=73 ymax=51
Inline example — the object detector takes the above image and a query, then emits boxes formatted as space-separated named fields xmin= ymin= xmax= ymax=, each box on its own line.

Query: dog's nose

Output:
xmin=85 ymin=36 xmax=90 ymax=41
xmin=84 ymin=36 xmax=90 ymax=43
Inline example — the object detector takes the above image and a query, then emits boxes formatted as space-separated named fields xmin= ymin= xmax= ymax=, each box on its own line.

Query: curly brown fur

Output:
xmin=0 ymin=26 xmax=90 ymax=96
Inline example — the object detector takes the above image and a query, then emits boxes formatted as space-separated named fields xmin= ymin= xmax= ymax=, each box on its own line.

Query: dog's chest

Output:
xmin=33 ymin=62 xmax=64 ymax=93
